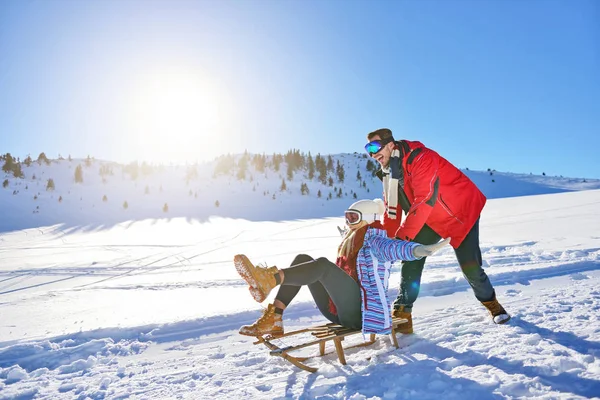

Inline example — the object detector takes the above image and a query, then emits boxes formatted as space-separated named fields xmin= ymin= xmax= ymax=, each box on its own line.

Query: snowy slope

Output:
xmin=1 ymin=181 xmax=600 ymax=399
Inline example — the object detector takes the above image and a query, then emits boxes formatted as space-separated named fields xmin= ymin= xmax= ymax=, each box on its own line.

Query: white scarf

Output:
xmin=382 ymin=149 xmax=401 ymax=220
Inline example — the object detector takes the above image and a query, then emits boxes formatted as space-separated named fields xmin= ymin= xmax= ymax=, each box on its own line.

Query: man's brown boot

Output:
xmin=239 ymin=304 xmax=284 ymax=337
xmin=392 ymin=305 xmax=413 ymax=334
xmin=481 ymin=297 xmax=511 ymax=324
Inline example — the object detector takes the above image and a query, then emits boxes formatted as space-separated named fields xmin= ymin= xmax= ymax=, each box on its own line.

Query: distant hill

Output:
xmin=461 ymin=169 xmax=597 ymax=198
xmin=1 ymin=152 xmax=599 ymax=232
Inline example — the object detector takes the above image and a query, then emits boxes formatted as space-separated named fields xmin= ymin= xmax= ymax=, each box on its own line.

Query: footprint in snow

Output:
xmin=570 ymin=272 xmax=589 ymax=281
xmin=505 ymin=289 xmax=522 ymax=297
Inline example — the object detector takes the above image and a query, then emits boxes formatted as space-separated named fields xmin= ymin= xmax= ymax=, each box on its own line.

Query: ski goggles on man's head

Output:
xmin=344 ymin=210 xmax=362 ymax=225
xmin=364 ymin=137 xmax=394 ymax=155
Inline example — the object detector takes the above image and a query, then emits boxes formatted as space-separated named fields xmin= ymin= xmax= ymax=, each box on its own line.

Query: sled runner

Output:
xmin=252 ymin=317 xmax=408 ymax=372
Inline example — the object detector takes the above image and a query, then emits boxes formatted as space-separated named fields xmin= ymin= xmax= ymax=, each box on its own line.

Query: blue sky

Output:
xmin=1 ymin=0 xmax=598 ymax=178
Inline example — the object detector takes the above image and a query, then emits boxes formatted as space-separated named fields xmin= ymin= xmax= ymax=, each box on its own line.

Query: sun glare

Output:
xmin=126 ymin=68 xmax=232 ymax=163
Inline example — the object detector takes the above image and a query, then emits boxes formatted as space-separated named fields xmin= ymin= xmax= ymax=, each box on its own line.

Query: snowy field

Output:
xmin=1 ymin=185 xmax=600 ymax=399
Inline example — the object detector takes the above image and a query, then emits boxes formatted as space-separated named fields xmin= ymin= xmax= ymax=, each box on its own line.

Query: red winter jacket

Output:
xmin=377 ymin=140 xmax=486 ymax=249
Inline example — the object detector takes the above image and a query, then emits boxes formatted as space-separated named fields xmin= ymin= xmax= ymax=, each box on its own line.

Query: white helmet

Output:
xmin=345 ymin=198 xmax=385 ymax=225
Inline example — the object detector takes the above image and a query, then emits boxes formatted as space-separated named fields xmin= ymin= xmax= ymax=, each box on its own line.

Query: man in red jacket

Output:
xmin=365 ymin=128 xmax=510 ymax=333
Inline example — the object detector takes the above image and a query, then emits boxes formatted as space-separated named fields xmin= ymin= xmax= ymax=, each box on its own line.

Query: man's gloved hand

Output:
xmin=413 ymin=238 xmax=451 ymax=258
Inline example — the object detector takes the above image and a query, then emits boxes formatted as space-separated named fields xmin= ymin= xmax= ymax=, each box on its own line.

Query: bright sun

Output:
xmin=126 ymin=67 xmax=231 ymax=163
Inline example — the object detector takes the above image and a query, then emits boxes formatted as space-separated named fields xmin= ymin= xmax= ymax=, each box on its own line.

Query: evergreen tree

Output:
xmin=284 ymin=149 xmax=293 ymax=168
xmin=74 ymin=164 xmax=83 ymax=183
xmin=313 ymin=154 xmax=322 ymax=181
xmin=317 ymin=158 xmax=327 ymax=184
xmin=215 ymin=200 xmax=220 ymax=207
xmin=37 ymin=152 xmax=50 ymax=165
xmin=23 ymin=155 xmax=32 ymax=167
xmin=102 ymin=195 xmax=108 ymax=202
xmin=1 ymin=153 xmax=14 ymax=173
xmin=2 ymin=179 xmax=8 ymax=188
xmin=123 ymin=201 xmax=128 ymax=209
xmin=286 ymin=162 xmax=294 ymax=180
xmin=213 ymin=154 xmax=235 ymax=177
xmin=336 ymin=160 xmax=345 ymax=183
xmin=366 ymin=159 xmax=376 ymax=173
xmin=99 ymin=165 xmax=112 ymax=177
xmin=328 ymin=176 xmax=334 ymax=187
xmin=237 ymin=151 xmax=249 ymax=180
xmin=356 ymin=170 xmax=362 ymax=180
xmin=236 ymin=165 xmax=246 ymax=180
xmin=299 ymin=151 xmax=307 ymax=170
xmin=163 ymin=203 xmax=169 ymax=212
xmin=317 ymin=189 xmax=322 ymax=198
xmin=307 ymin=153 xmax=315 ymax=180
xmin=46 ymin=178 xmax=55 ymax=191
xmin=300 ymin=182 xmax=309 ymax=195
xmin=12 ymin=163 xmax=24 ymax=178
xmin=283 ymin=149 xmax=303 ymax=171
xmin=280 ymin=178 xmax=287 ymax=192
xmin=253 ymin=153 xmax=266 ymax=173
xmin=272 ymin=153 xmax=282 ymax=172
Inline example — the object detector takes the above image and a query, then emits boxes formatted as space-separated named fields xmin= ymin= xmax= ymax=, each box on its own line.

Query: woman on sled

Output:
xmin=234 ymin=198 xmax=449 ymax=337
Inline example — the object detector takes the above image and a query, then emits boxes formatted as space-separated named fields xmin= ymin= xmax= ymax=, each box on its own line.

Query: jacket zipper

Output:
xmin=439 ymin=195 xmax=464 ymax=225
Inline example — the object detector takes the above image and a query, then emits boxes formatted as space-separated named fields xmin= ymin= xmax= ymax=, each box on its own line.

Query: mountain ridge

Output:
xmin=1 ymin=152 xmax=599 ymax=233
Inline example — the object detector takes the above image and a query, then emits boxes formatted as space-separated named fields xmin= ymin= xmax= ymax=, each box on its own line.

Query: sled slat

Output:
xmin=251 ymin=317 xmax=409 ymax=372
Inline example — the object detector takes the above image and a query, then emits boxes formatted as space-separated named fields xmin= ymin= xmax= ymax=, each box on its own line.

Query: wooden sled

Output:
xmin=252 ymin=317 xmax=408 ymax=373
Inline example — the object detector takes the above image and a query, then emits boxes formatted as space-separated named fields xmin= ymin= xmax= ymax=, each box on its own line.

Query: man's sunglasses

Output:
xmin=344 ymin=210 xmax=362 ymax=225
xmin=364 ymin=137 xmax=394 ymax=155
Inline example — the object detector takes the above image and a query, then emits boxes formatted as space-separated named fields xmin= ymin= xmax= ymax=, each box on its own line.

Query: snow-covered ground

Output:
xmin=1 ymin=180 xmax=600 ymax=398
xmin=1 ymin=155 xmax=600 ymax=399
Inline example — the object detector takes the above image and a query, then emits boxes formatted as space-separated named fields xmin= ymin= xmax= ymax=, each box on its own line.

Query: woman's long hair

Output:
xmin=338 ymin=221 xmax=368 ymax=257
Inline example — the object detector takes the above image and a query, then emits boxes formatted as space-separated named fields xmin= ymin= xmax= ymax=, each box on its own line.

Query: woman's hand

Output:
xmin=413 ymin=238 xmax=451 ymax=258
